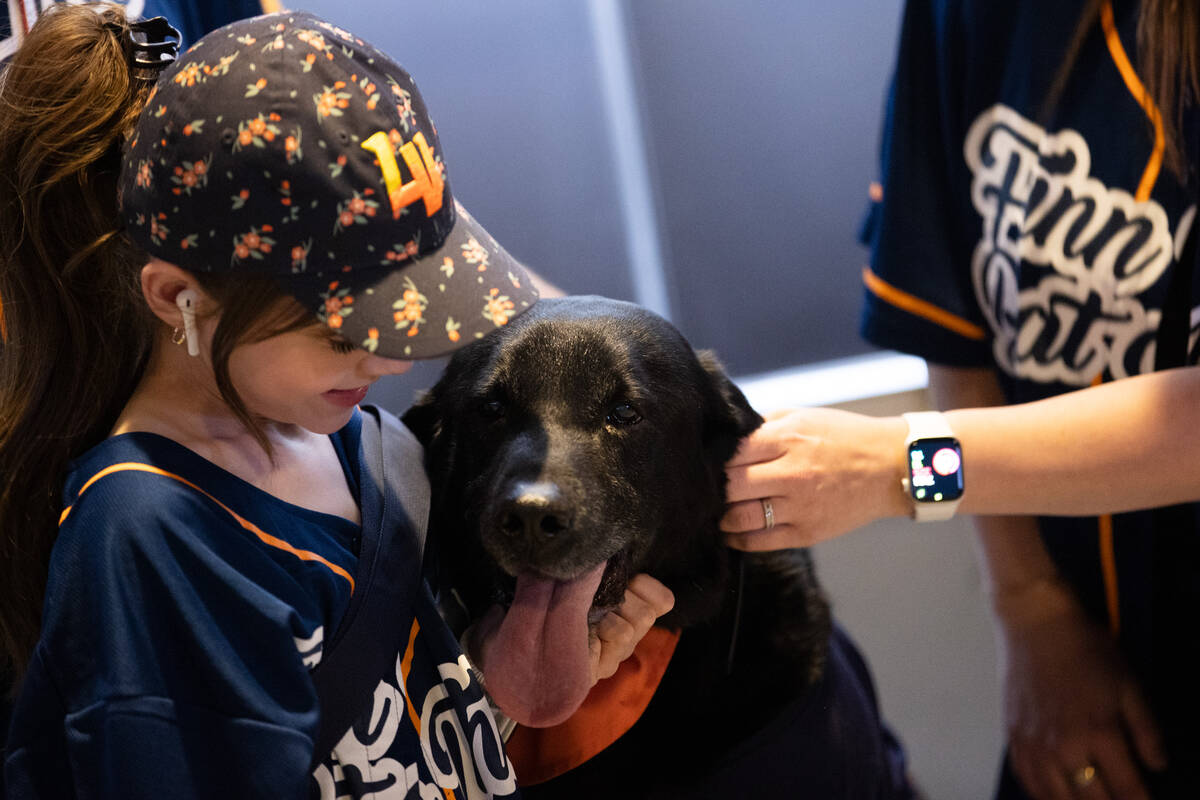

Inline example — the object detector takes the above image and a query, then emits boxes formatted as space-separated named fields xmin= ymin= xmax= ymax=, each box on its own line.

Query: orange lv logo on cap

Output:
xmin=361 ymin=130 xmax=444 ymax=218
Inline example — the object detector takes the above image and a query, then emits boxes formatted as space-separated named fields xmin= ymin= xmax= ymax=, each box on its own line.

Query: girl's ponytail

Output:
xmin=0 ymin=3 xmax=157 ymax=689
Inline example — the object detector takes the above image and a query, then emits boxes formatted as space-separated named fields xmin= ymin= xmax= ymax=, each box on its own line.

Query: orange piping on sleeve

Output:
xmin=862 ymin=266 xmax=986 ymax=340
xmin=1096 ymin=0 xmax=1167 ymax=636
xmin=1100 ymin=0 xmax=1164 ymax=202
xmin=60 ymin=462 xmax=356 ymax=592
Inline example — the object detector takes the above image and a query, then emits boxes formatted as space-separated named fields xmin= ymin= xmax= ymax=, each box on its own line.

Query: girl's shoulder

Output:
xmin=53 ymin=427 xmax=362 ymax=617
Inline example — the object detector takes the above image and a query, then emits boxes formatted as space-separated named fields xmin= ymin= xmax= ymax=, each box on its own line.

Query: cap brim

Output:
xmin=287 ymin=200 xmax=539 ymax=359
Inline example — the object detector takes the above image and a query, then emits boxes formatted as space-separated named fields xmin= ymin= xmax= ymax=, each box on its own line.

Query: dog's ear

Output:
xmin=400 ymin=388 xmax=443 ymax=448
xmin=696 ymin=349 xmax=763 ymax=460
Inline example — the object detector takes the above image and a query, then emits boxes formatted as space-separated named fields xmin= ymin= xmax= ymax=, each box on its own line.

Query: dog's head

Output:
xmin=403 ymin=296 xmax=762 ymax=725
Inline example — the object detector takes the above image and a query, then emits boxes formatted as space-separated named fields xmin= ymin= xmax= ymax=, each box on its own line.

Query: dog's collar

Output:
xmin=504 ymin=625 xmax=681 ymax=785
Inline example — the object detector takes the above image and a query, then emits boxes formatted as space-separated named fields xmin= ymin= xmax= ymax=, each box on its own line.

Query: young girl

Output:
xmin=0 ymin=5 xmax=672 ymax=797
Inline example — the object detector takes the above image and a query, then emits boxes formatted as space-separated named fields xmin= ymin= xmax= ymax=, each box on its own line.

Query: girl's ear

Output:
xmin=140 ymin=259 xmax=207 ymax=329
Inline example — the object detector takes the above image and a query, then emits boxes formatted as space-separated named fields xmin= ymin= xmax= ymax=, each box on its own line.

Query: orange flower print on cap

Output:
xmin=441 ymin=256 xmax=455 ymax=279
xmin=211 ymin=53 xmax=239 ymax=77
xmin=149 ymin=213 xmax=169 ymax=246
xmin=388 ymin=80 xmax=416 ymax=132
xmin=483 ymin=288 xmax=515 ymax=327
xmin=362 ymin=327 xmax=380 ymax=353
xmin=391 ymin=276 xmax=428 ymax=337
xmin=244 ymin=77 xmax=268 ymax=99
xmin=296 ymin=28 xmax=335 ymax=70
xmin=314 ymin=82 xmax=352 ymax=119
xmin=173 ymin=61 xmax=205 ymax=88
xmin=290 ymin=239 xmax=312 ymax=273
xmin=315 ymin=19 xmax=358 ymax=45
xmin=334 ymin=191 xmax=379 ymax=232
xmin=462 ymin=236 xmax=490 ymax=272
xmin=384 ymin=239 xmax=419 ymax=263
xmin=328 ymin=153 xmax=348 ymax=179
xmin=349 ymin=74 xmax=381 ymax=111
xmin=318 ymin=281 xmax=354 ymax=329
xmin=170 ymin=158 xmax=210 ymax=196
xmin=134 ymin=160 xmax=153 ymax=189
xmin=234 ymin=114 xmax=281 ymax=150
xmin=445 ymin=316 xmax=461 ymax=343
xmin=231 ymin=224 xmax=276 ymax=264
xmin=284 ymin=128 xmax=303 ymax=164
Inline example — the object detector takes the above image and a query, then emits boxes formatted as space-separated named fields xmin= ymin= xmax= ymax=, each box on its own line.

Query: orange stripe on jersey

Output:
xmin=397 ymin=619 xmax=455 ymax=799
xmin=1098 ymin=513 xmax=1120 ymax=636
xmin=59 ymin=461 xmax=356 ymax=592
xmin=1100 ymin=0 xmax=1164 ymax=202
xmin=1086 ymin=372 xmax=1122 ymax=635
xmin=400 ymin=617 xmax=422 ymax=734
xmin=862 ymin=266 xmax=986 ymax=340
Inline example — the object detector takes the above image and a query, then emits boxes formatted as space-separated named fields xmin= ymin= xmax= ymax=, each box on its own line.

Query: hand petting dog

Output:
xmin=722 ymin=407 xmax=910 ymax=550
xmin=587 ymin=574 xmax=675 ymax=684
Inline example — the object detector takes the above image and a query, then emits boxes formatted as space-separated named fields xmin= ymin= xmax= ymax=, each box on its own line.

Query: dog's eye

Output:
xmin=479 ymin=399 xmax=505 ymax=420
xmin=606 ymin=402 xmax=642 ymax=427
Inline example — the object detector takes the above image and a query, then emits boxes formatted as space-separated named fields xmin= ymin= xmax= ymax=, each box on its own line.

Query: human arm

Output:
xmin=930 ymin=365 xmax=1166 ymax=800
xmin=722 ymin=363 xmax=1200 ymax=548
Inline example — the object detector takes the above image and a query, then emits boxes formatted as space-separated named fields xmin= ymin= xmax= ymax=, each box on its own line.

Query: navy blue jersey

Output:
xmin=3 ymin=410 xmax=517 ymax=799
xmin=860 ymin=0 xmax=1200 ymax=791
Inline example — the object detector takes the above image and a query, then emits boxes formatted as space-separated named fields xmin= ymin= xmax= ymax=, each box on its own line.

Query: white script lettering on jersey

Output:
xmin=312 ymin=653 xmax=517 ymax=799
xmin=295 ymin=625 xmax=324 ymax=669
xmin=964 ymin=103 xmax=1175 ymax=384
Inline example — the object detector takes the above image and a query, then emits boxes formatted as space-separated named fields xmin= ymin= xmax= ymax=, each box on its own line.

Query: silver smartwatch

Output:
xmin=901 ymin=411 xmax=964 ymax=522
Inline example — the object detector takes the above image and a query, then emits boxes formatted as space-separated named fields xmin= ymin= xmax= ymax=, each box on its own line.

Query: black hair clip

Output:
xmin=107 ymin=16 xmax=181 ymax=81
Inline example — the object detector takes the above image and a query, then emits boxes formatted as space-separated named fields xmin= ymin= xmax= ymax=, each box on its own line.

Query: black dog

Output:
xmin=403 ymin=296 xmax=911 ymax=798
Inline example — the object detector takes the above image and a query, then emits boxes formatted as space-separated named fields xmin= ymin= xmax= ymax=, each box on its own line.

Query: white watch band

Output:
xmin=902 ymin=411 xmax=962 ymax=522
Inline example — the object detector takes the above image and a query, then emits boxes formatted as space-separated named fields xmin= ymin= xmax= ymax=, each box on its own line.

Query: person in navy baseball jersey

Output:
xmin=0 ymin=5 xmax=671 ymax=797
xmin=723 ymin=2 xmax=1199 ymax=799
xmin=861 ymin=3 xmax=1197 ymax=798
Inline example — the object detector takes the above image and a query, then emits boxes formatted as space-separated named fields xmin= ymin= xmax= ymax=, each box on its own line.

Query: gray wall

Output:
xmin=294 ymin=0 xmax=903 ymax=392
xmin=293 ymin=3 xmax=1004 ymax=798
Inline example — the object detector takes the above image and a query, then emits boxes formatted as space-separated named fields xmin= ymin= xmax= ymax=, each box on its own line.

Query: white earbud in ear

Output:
xmin=176 ymin=289 xmax=199 ymax=357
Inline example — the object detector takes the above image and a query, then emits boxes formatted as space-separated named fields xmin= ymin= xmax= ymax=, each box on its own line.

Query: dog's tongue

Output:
xmin=475 ymin=562 xmax=606 ymax=728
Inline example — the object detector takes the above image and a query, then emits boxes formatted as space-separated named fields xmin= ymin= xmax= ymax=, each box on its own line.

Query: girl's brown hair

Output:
xmin=0 ymin=3 xmax=308 ymax=691
xmin=1047 ymin=0 xmax=1200 ymax=180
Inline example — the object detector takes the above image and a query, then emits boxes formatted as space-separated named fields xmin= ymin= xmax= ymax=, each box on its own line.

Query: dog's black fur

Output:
xmin=404 ymin=296 xmax=907 ymax=798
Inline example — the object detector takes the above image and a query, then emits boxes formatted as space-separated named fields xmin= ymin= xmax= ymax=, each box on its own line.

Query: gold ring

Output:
xmin=761 ymin=498 xmax=775 ymax=529
xmin=1071 ymin=765 xmax=1097 ymax=789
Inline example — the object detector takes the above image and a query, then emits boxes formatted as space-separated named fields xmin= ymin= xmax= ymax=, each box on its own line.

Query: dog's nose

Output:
xmin=498 ymin=481 xmax=572 ymax=543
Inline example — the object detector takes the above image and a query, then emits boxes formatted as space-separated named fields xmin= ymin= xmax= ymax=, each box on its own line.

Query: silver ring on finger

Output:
xmin=761 ymin=498 xmax=775 ymax=529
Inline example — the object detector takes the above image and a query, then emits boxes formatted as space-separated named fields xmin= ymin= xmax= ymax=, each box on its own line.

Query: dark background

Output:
xmin=294 ymin=0 xmax=905 ymax=409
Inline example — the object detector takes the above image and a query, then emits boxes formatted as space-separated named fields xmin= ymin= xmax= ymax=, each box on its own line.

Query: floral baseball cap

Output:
xmin=119 ymin=11 xmax=538 ymax=359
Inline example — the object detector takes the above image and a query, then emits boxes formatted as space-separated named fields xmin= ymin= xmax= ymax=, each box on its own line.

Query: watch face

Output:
xmin=908 ymin=437 xmax=963 ymax=502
